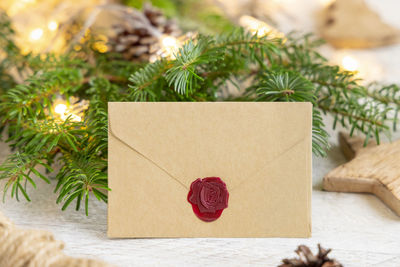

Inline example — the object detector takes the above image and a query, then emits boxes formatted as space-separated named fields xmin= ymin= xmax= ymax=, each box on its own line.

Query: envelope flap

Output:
xmin=108 ymin=102 xmax=312 ymax=189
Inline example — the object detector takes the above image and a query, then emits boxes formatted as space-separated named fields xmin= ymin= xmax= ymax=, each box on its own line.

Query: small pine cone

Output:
xmin=109 ymin=3 xmax=181 ymax=62
xmin=278 ymin=244 xmax=343 ymax=267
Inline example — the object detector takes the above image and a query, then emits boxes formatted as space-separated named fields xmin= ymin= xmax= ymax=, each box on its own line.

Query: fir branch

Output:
xmin=127 ymin=29 xmax=399 ymax=157
xmin=128 ymin=60 xmax=170 ymax=101
xmin=254 ymin=70 xmax=330 ymax=155
xmin=366 ymin=83 xmax=400 ymax=106
xmin=128 ymin=28 xmax=282 ymax=99
xmin=0 ymin=10 xmax=23 ymax=90
xmin=365 ymin=83 xmax=400 ymax=130
xmin=55 ymin=150 xmax=108 ymax=216
xmin=27 ymin=54 xmax=88 ymax=73
xmin=277 ymin=33 xmax=397 ymax=143
xmin=165 ymin=38 xmax=219 ymax=95
xmin=318 ymin=100 xmax=391 ymax=145
xmin=84 ymin=99 xmax=108 ymax=157
xmin=0 ymin=152 xmax=53 ymax=202
xmin=0 ymin=19 xmax=399 ymax=215
xmin=312 ymin=108 xmax=330 ymax=157
xmin=0 ymin=10 xmax=19 ymax=58
xmin=0 ymin=68 xmax=83 ymax=122
xmin=255 ymin=70 xmax=316 ymax=102
xmin=6 ymin=118 xmax=84 ymax=153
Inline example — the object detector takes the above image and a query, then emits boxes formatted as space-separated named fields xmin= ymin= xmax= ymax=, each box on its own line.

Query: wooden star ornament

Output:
xmin=323 ymin=132 xmax=400 ymax=216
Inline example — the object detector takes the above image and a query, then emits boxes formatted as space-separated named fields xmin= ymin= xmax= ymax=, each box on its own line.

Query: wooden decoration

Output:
xmin=316 ymin=0 xmax=400 ymax=48
xmin=323 ymin=132 xmax=400 ymax=216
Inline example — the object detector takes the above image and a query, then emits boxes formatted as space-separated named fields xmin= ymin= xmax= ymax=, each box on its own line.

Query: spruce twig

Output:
xmin=0 ymin=11 xmax=398 ymax=214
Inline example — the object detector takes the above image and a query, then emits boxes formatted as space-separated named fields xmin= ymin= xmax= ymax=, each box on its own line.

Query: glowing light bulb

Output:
xmin=160 ymin=35 xmax=180 ymax=59
xmin=341 ymin=56 xmax=359 ymax=72
xmin=7 ymin=0 xmax=36 ymax=16
xmin=54 ymin=104 xmax=67 ymax=115
xmin=92 ymin=35 xmax=109 ymax=53
xmin=239 ymin=15 xmax=284 ymax=39
xmin=162 ymin=36 xmax=178 ymax=49
xmin=48 ymin=21 xmax=58 ymax=31
xmin=319 ymin=0 xmax=335 ymax=7
xmin=29 ymin=28 xmax=43 ymax=41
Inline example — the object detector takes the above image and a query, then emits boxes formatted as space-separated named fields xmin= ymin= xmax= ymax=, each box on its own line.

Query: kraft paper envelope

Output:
xmin=108 ymin=102 xmax=312 ymax=238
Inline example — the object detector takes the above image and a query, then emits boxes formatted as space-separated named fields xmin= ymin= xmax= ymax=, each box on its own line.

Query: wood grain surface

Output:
xmin=1 ymin=0 xmax=400 ymax=265
xmin=324 ymin=132 xmax=400 ymax=216
xmin=0 ymin=116 xmax=400 ymax=267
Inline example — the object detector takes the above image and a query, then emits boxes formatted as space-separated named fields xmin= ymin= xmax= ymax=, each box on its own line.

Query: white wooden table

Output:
xmin=1 ymin=115 xmax=400 ymax=267
xmin=2 ymin=0 xmax=400 ymax=265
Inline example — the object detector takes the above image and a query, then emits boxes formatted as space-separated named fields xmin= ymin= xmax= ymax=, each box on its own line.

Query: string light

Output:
xmin=319 ymin=0 xmax=335 ymax=7
xmin=160 ymin=35 xmax=180 ymax=59
xmin=29 ymin=28 xmax=43 ymax=41
xmin=54 ymin=103 xmax=82 ymax=122
xmin=157 ymin=33 xmax=195 ymax=60
xmin=341 ymin=55 xmax=359 ymax=72
xmin=333 ymin=52 xmax=383 ymax=82
xmin=161 ymin=36 xmax=178 ymax=48
xmin=239 ymin=15 xmax=284 ymax=39
xmin=54 ymin=103 xmax=67 ymax=115
xmin=53 ymin=98 xmax=87 ymax=123
xmin=92 ymin=34 xmax=108 ymax=53
xmin=48 ymin=21 xmax=58 ymax=31
xmin=6 ymin=0 xmax=36 ymax=16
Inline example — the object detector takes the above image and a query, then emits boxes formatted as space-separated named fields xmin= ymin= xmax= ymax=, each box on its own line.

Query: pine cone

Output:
xmin=278 ymin=244 xmax=343 ymax=267
xmin=109 ymin=3 xmax=181 ymax=62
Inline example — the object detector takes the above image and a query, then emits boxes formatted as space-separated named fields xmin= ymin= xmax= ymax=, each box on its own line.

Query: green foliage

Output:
xmin=255 ymin=71 xmax=316 ymax=102
xmin=128 ymin=60 xmax=169 ymax=101
xmin=55 ymin=149 xmax=108 ymax=216
xmin=0 ymin=152 xmax=53 ymax=202
xmin=126 ymin=29 xmax=397 ymax=156
xmin=169 ymin=0 xmax=235 ymax=33
xmin=0 ymin=11 xmax=398 ymax=214
xmin=0 ymin=10 xmax=21 ymax=93
xmin=253 ymin=70 xmax=330 ymax=156
xmin=123 ymin=0 xmax=177 ymax=17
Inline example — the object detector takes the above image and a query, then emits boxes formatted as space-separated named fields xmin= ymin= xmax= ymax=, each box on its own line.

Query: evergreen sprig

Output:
xmin=127 ymin=29 xmax=397 ymax=155
xmin=0 ymin=152 xmax=52 ymax=202
xmin=0 ymin=11 xmax=398 ymax=214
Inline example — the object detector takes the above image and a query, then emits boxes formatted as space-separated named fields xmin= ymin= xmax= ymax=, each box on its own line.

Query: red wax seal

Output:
xmin=187 ymin=177 xmax=229 ymax=222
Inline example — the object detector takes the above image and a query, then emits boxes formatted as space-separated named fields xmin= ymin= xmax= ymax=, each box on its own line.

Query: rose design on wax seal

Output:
xmin=187 ymin=177 xmax=229 ymax=222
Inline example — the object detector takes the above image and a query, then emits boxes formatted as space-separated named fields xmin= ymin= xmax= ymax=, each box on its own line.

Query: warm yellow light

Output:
xmin=161 ymin=36 xmax=179 ymax=50
xmin=239 ymin=15 xmax=284 ymax=39
xmin=319 ymin=0 xmax=335 ymax=7
xmin=92 ymin=38 xmax=108 ymax=53
xmin=54 ymin=103 xmax=82 ymax=122
xmin=96 ymin=44 xmax=108 ymax=53
xmin=7 ymin=0 xmax=36 ymax=16
xmin=73 ymin=44 xmax=82 ymax=51
xmin=54 ymin=104 xmax=67 ymax=115
xmin=48 ymin=21 xmax=58 ymax=31
xmin=160 ymin=35 xmax=180 ymax=59
xmin=341 ymin=56 xmax=359 ymax=72
xmin=29 ymin=28 xmax=43 ymax=41
xmin=240 ymin=15 xmax=270 ymax=37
